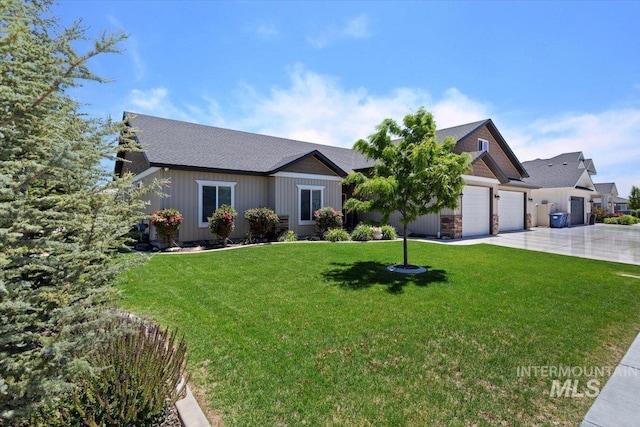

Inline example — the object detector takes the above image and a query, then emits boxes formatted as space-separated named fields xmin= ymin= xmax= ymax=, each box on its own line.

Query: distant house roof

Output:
xmin=120 ymin=112 xmax=374 ymax=176
xmin=594 ymin=182 xmax=618 ymax=196
xmin=522 ymin=152 xmax=596 ymax=189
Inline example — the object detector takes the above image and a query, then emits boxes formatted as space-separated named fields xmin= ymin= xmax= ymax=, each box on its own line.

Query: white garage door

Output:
xmin=462 ymin=186 xmax=490 ymax=237
xmin=498 ymin=191 xmax=525 ymax=232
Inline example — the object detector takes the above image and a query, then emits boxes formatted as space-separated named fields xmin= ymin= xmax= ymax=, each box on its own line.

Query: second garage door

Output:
xmin=498 ymin=191 xmax=525 ymax=232
xmin=462 ymin=186 xmax=490 ymax=237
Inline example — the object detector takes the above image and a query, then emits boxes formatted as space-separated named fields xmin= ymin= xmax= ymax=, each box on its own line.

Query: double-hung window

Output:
xmin=197 ymin=180 xmax=236 ymax=227
xmin=297 ymin=185 xmax=324 ymax=225
xmin=478 ymin=138 xmax=489 ymax=152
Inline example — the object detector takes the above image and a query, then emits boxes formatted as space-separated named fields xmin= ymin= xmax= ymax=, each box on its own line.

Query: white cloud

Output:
xmin=126 ymin=66 xmax=639 ymax=196
xmin=502 ymin=109 xmax=640 ymax=197
xmin=308 ymin=14 xmax=371 ymax=49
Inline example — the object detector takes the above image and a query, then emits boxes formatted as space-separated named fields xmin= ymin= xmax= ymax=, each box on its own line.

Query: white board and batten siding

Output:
xmin=461 ymin=186 xmax=491 ymax=237
xmin=498 ymin=190 xmax=525 ymax=232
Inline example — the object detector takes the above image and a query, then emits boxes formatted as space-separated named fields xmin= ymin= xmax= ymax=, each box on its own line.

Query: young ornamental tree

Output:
xmin=628 ymin=185 xmax=640 ymax=211
xmin=344 ymin=108 xmax=470 ymax=268
xmin=0 ymin=1 xmax=158 ymax=423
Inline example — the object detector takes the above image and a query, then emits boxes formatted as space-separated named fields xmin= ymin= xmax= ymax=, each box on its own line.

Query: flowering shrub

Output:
xmin=244 ymin=207 xmax=279 ymax=238
xmin=277 ymin=229 xmax=298 ymax=242
xmin=209 ymin=205 xmax=237 ymax=246
xmin=150 ymin=208 xmax=183 ymax=246
xmin=314 ymin=206 xmax=343 ymax=236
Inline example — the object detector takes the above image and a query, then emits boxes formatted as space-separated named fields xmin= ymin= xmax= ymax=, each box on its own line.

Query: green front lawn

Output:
xmin=119 ymin=241 xmax=640 ymax=426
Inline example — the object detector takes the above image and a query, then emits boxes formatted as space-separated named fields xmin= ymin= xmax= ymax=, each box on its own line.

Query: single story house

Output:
xmin=522 ymin=152 xmax=597 ymax=226
xmin=116 ymin=113 xmax=534 ymax=243
xmin=593 ymin=183 xmax=628 ymax=214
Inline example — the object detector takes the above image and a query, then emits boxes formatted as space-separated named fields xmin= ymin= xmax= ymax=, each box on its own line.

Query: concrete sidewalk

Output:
xmin=581 ymin=333 xmax=640 ymax=427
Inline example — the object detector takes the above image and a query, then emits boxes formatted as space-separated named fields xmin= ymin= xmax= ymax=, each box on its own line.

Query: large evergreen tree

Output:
xmin=628 ymin=185 xmax=640 ymax=211
xmin=344 ymin=108 xmax=469 ymax=268
xmin=0 ymin=0 xmax=152 ymax=422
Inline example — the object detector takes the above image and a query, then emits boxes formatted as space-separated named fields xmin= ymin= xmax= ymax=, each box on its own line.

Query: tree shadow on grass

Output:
xmin=321 ymin=261 xmax=448 ymax=294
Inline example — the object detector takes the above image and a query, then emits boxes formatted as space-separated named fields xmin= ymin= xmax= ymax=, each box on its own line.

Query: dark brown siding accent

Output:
xmin=455 ymin=126 xmax=521 ymax=179
xmin=282 ymin=156 xmax=339 ymax=176
xmin=120 ymin=151 xmax=150 ymax=176
xmin=469 ymin=160 xmax=497 ymax=180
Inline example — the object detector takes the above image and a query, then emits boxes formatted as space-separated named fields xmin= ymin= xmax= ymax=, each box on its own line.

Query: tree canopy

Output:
xmin=0 ymin=0 xmax=155 ymax=422
xmin=628 ymin=185 xmax=640 ymax=211
xmin=344 ymin=108 xmax=469 ymax=267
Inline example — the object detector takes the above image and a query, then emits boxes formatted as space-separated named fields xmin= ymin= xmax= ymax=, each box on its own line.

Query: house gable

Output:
xmin=279 ymin=154 xmax=342 ymax=177
xmin=453 ymin=124 xmax=524 ymax=180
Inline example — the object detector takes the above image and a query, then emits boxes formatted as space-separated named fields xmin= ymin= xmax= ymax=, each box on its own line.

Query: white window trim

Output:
xmin=297 ymin=184 xmax=324 ymax=226
xmin=196 ymin=180 xmax=237 ymax=227
xmin=478 ymin=138 xmax=489 ymax=152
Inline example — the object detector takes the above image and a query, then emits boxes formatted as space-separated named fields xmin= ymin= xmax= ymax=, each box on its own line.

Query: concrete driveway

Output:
xmin=446 ymin=224 xmax=640 ymax=266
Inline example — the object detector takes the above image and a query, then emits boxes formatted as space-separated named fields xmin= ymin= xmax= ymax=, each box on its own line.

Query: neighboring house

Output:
xmin=593 ymin=183 xmax=628 ymax=213
xmin=522 ymin=152 xmax=597 ymax=226
xmin=116 ymin=113 xmax=534 ymax=243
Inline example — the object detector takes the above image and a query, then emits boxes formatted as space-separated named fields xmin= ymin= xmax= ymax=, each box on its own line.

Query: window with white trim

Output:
xmin=297 ymin=185 xmax=324 ymax=225
xmin=478 ymin=138 xmax=489 ymax=152
xmin=196 ymin=180 xmax=236 ymax=227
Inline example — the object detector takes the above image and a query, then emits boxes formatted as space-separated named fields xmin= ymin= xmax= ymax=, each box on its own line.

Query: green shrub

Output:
xmin=381 ymin=225 xmax=398 ymax=240
xmin=313 ymin=206 xmax=343 ymax=235
xmin=278 ymin=230 xmax=298 ymax=242
xmin=604 ymin=217 xmax=618 ymax=224
xmin=209 ymin=205 xmax=237 ymax=246
xmin=244 ymin=207 xmax=279 ymax=238
xmin=324 ymin=228 xmax=350 ymax=242
xmin=351 ymin=223 xmax=373 ymax=241
xmin=68 ymin=316 xmax=188 ymax=426
xmin=618 ymin=215 xmax=639 ymax=225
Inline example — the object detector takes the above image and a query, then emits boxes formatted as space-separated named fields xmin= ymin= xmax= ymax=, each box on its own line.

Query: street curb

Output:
xmin=176 ymin=385 xmax=211 ymax=427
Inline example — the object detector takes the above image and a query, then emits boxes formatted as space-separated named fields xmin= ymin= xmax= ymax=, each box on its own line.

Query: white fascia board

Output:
xmin=462 ymin=175 xmax=501 ymax=186
xmin=271 ymin=171 xmax=343 ymax=182
xmin=132 ymin=167 xmax=161 ymax=182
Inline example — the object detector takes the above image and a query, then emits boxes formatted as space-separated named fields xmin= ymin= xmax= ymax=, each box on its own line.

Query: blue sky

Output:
xmin=55 ymin=1 xmax=640 ymax=197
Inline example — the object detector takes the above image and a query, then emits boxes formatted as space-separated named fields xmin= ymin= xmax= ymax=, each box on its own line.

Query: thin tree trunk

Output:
xmin=403 ymin=223 xmax=408 ymax=267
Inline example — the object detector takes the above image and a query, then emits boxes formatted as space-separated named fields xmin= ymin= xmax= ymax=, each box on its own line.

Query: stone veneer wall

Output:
xmin=492 ymin=214 xmax=499 ymax=235
xmin=440 ymin=215 xmax=462 ymax=239
xmin=526 ymin=213 xmax=532 ymax=230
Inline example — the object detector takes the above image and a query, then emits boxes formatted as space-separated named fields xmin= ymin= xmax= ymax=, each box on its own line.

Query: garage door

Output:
xmin=462 ymin=186 xmax=490 ymax=237
xmin=498 ymin=191 xmax=524 ymax=232
xmin=570 ymin=196 xmax=584 ymax=225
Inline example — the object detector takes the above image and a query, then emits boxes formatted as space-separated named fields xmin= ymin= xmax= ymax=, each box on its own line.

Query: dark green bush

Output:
xmin=351 ymin=223 xmax=373 ymax=241
xmin=244 ymin=207 xmax=279 ymax=238
xmin=381 ymin=225 xmax=398 ymax=240
xmin=68 ymin=316 xmax=188 ymax=427
xmin=324 ymin=229 xmax=350 ymax=242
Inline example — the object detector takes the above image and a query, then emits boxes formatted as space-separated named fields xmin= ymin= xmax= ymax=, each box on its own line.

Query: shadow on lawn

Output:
xmin=321 ymin=261 xmax=447 ymax=294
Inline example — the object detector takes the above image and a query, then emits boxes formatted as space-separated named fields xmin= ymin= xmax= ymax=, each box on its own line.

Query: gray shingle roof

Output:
xmin=124 ymin=112 xmax=374 ymax=175
xmin=122 ymin=113 xmax=527 ymax=181
xmin=594 ymin=182 xmax=616 ymax=195
xmin=522 ymin=152 xmax=596 ymax=188
xmin=436 ymin=120 xmax=488 ymax=142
